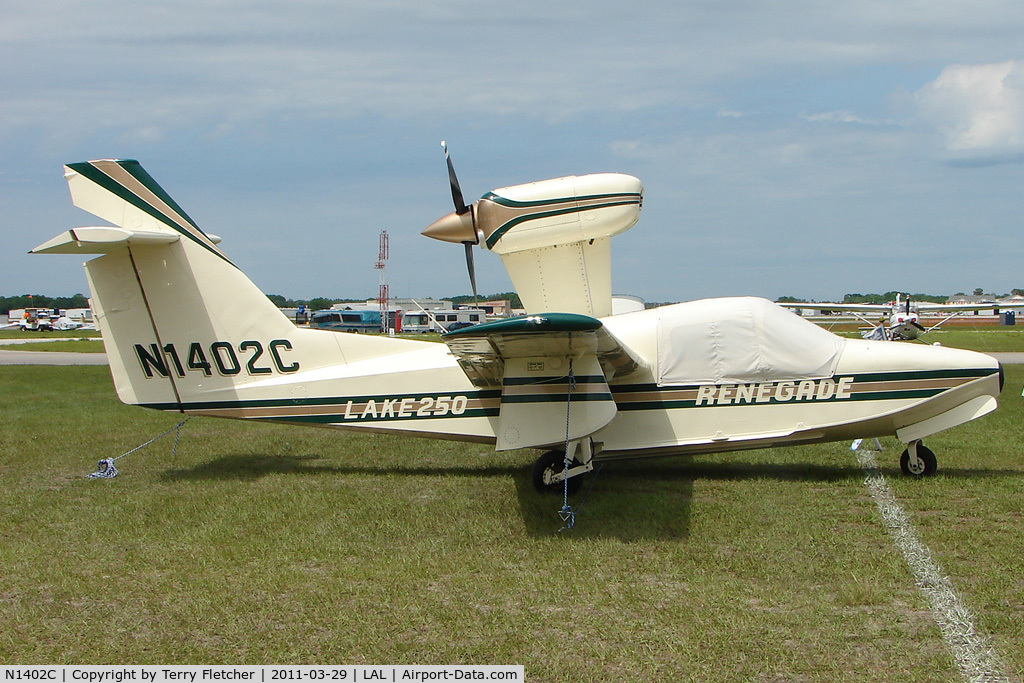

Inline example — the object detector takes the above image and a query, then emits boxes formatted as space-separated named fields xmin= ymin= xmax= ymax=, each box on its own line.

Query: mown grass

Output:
xmin=827 ymin=323 xmax=1024 ymax=352
xmin=0 ymin=339 xmax=105 ymax=353
xmin=0 ymin=329 xmax=101 ymax=340
xmin=918 ymin=326 xmax=1024 ymax=352
xmin=1 ymin=365 xmax=1022 ymax=680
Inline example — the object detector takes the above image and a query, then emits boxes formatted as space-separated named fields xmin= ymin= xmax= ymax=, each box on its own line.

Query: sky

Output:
xmin=3 ymin=0 xmax=1024 ymax=304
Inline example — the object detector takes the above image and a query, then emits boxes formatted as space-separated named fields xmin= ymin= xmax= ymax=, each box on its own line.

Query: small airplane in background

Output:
xmin=779 ymin=294 xmax=1001 ymax=341
xmin=6 ymin=307 xmax=86 ymax=332
xmin=31 ymin=152 xmax=1003 ymax=494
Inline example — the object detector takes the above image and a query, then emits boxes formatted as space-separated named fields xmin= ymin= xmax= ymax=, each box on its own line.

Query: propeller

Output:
xmin=443 ymin=141 xmax=468 ymax=216
xmin=901 ymin=295 xmax=925 ymax=331
xmin=440 ymin=141 xmax=479 ymax=300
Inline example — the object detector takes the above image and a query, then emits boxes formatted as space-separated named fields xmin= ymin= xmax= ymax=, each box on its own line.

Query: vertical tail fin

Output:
xmin=33 ymin=160 xmax=430 ymax=411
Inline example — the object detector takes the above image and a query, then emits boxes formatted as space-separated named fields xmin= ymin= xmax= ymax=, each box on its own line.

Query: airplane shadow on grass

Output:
xmin=158 ymin=453 xmax=517 ymax=482
xmin=514 ymin=460 xmax=869 ymax=541
xmin=158 ymin=453 xmax=1023 ymax=542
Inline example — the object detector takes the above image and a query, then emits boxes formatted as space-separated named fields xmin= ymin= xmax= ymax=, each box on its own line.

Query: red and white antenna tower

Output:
xmin=375 ymin=230 xmax=389 ymax=333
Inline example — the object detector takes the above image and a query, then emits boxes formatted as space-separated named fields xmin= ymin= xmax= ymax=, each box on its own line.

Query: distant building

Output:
xmin=947 ymin=294 xmax=990 ymax=305
xmin=475 ymin=299 xmax=513 ymax=317
xmin=353 ymin=298 xmax=453 ymax=312
xmin=946 ymin=294 xmax=1024 ymax=314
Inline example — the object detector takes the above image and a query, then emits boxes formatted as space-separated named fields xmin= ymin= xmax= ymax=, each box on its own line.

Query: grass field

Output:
xmin=827 ymin=323 xmax=1024 ymax=352
xmin=0 ymin=330 xmax=101 ymax=339
xmin=1 ymin=354 xmax=1022 ymax=679
xmin=0 ymin=339 xmax=105 ymax=353
xmin=918 ymin=326 xmax=1024 ymax=352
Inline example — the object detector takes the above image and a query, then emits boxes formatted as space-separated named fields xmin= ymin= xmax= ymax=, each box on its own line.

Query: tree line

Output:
xmin=0 ymin=294 xmax=90 ymax=314
xmin=778 ymin=289 xmax=1024 ymax=305
xmin=3 ymin=291 xmax=524 ymax=315
xmin=266 ymin=291 xmax=523 ymax=311
xmin=442 ymin=291 xmax=523 ymax=309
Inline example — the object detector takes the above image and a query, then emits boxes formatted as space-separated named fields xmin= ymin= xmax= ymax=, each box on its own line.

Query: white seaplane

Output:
xmin=32 ymin=154 xmax=1003 ymax=491
xmin=780 ymin=295 xmax=998 ymax=341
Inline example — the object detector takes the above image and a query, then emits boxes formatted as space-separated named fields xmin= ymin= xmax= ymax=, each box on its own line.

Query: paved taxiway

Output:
xmin=0 ymin=350 xmax=109 ymax=365
xmin=0 ymin=336 xmax=108 ymax=365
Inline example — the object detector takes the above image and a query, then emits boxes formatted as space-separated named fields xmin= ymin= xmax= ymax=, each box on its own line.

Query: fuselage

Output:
xmin=595 ymin=327 xmax=999 ymax=459
xmin=888 ymin=307 xmax=922 ymax=340
xmin=161 ymin=302 xmax=1001 ymax=460
xmin=36 ymin=159 xmax=1001 ymax=471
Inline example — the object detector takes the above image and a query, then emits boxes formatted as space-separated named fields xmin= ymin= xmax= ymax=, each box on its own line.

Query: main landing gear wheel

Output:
xmin=531 ymin=449 xmax=584 ymax=495
xmin=899 ymin=443 xmax=937 ymax=477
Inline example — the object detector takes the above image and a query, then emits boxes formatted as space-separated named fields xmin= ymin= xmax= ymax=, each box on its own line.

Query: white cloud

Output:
xmin=7 ymin=1 xmax=1024 ymax=301
xmin=915 ymin=61 xmax=1024 ymax=161
xmin=799 ymin=110 xmax=891 ymax=125
xmin=4 ymin=1 xmax=1023 ymax=139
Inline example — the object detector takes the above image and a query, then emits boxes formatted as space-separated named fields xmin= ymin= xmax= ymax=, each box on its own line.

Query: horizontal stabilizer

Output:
xmin=31 ymin=226 xmax=180 ymax=255
xmin=62 ymin=159 xmax=230 ymax=264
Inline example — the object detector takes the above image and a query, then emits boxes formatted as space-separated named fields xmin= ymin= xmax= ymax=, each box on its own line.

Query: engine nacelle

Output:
xmin=478 ymin=173 xmax=642 ymax=254
xmin=422 ymin=173 xmax=642 ymax=254
xmin=422 ymin=171 xmax=644 ymax=318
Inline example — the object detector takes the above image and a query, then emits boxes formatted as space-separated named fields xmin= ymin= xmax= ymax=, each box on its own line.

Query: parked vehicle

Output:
xmin=309 ymin=309 xmax=381 ymax=333
xmin=402 ymin=308 xmax=486 ymax=333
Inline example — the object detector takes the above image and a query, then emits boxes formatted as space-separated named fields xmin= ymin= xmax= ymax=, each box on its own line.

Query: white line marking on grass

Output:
xmin=856 ymin=450 xmax=1010 ymax=683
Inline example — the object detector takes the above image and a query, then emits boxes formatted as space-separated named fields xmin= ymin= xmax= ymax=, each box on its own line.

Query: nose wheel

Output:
xmin=899 ymin=441 xmax=937 ymax=477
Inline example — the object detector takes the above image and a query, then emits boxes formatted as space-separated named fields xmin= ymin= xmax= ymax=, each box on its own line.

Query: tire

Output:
xmin=899 ymin=444 xmax=937 ymax=477
xmin=531 ymin=449 xmax=584 ymax=495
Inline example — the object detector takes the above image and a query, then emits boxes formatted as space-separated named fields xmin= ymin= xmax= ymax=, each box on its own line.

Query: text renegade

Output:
xmin=695 ymin=377 xmax=854 ymax=406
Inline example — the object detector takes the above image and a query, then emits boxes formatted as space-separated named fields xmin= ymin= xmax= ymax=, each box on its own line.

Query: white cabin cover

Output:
xmin=656 ymin=297 xmax=845 ymax=385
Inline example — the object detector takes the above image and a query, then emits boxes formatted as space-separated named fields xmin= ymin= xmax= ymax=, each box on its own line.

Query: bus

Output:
xmin=309 ymin=309 xmax=381 ymax=333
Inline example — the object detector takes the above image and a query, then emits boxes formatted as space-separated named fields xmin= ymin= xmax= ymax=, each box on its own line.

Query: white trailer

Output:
xmin=401 ymin=307 xmax=486 ymax=333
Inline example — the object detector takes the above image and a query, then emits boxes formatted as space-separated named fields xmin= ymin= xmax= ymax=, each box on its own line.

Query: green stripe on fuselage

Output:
xmin=140 ymin=388 xmax=502 ymax=413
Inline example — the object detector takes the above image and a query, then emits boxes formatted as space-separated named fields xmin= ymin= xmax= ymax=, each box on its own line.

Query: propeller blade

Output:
xmin=463 ymin=241 xmax=478 ymax=300
xmin=442 ymin=141 xmax=469 ymax=216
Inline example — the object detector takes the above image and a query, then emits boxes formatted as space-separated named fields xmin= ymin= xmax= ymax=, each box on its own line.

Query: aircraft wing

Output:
xmin=777 ymin=302 xmax=892 ymax=313
xmin=780 ymin=301 xmax=1005 ymax=314
xmin=442 ymin=313 xmax=643 ymax=450
xmin=915 ymin=302 xmax=1001 ymax=312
